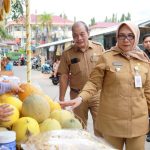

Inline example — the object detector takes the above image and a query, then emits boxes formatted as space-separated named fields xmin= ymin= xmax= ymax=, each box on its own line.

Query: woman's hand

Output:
xmin=59 ymin=97 xmax=82 ymax=109
xmin=10 ymin=83 xmax=24 ymax=94
xmin=0 ymin=104 xmax=14 ymax=122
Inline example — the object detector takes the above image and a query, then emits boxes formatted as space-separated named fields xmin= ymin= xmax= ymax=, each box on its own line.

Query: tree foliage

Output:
xmin=89 ymin=17 xmax=96 ymax=26
xmin=0 ymin=25 xmax=12 ymax=40
xmin=39 ymin=12 xmax=52 ymax=42
xmin=10 ymin=0 xmax=24 ymax=20
xmin=104 ymin=12 xmax=131 ymax=22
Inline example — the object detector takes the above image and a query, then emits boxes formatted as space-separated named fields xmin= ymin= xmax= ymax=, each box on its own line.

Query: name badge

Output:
xmin=134 ymin=75 xmax=142 ymax=88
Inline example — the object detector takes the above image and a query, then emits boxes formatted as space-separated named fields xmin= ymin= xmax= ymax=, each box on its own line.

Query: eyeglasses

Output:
xmin=118 ymin=34 xmax=135 ymax=40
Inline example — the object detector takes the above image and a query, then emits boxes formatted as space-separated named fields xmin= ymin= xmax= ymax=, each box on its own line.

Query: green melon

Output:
xmin=61 ymin=118 xmax=83 ymax=129
xmin=21 ymin=94 xmax=50 ymax=123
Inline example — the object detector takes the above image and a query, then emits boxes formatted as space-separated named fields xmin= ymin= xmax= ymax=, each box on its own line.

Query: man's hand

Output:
xmin=0 ymin=104 xmax=14 ymax=122
xmin=59 ymin=97 xmax=82 ymax=109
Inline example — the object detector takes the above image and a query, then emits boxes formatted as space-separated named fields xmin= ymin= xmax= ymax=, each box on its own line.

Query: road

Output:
xmin=13 ymin=66 xmax=150 ymax=150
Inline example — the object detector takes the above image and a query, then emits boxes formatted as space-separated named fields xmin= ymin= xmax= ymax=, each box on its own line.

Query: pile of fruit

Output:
xmin=0 ymin=83 xmax=83 ymax=145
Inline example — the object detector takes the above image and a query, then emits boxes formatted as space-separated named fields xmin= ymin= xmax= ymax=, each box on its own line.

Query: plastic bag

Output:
xmin=21 ymin=129 xmax=116 ymax=150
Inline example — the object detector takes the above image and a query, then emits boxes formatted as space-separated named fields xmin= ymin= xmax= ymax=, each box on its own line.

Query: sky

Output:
xmin=29 ymin=0 xmax=150 ymax=24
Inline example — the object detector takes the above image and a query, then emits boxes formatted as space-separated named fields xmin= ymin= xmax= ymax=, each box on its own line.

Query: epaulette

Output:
xmin=103 ymin=49 xmax=112 ymax=53
xmin=64 ymin=44 xmax=74 ymax=51
xmin=91 ymin=41 xmax=102 ymax=46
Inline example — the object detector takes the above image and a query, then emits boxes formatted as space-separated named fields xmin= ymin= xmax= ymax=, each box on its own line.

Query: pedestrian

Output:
xmin=58 ymin=21 xmax=104 ymax=135
xmin=5 ymin=57 xmax=13 ymax=71
xmin=143 ymin=34 xmax=150 ymax=58
xmin=0 ymin=81 xmax=24 ymax=122
xmin=142 ymin=33 xmax=150 ymax=142
xmin=60 ymin=21 xmax=150 ymax=150
xmin=1 ymin=57 xmax=7 ymax=71
xmin=53 ymin=58 xmax=60 ymax=77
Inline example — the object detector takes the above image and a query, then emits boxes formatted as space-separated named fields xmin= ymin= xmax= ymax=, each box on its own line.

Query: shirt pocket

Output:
xmin=90 ymin=55 xmax=100 ymax=62
xmin=104 ymin=66 xmax=116 ymax=85
xmin=70 ymin=62 xmax=81 ymax=75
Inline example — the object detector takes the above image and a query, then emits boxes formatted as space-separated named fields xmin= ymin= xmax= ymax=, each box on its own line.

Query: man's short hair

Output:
xmin=72 ymin=21 xmax=89 ymax=33
xmin=143 ymin=34 xmax=150 ymax=41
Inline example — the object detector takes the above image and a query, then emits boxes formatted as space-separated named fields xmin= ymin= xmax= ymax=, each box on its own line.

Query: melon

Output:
xmin=50 ymin=110 xmax=74 ymax=125
xmin=40 ymin=118 xmax=61 ymax=132
xmin=21 ymin=94 xmax=50 ymax=123
xmin=12 ymin=117 xmax=40 ymax=142
xmin=0 ymin=103 xmax=19 ymax=127
xmin=17 ymin=83 xmax=43 ymax=101
xmin=44 ymin=95 xmax=61 ymax=112
xmin=61 ymin=118 xmax=83 ymax=129
xmin=1 ymin=96 xmax=22 ymax=112
xmin=51 ymin=102 xmax=61 ymax=112
xmin=0 ymin=93 xmax=13 ymax=102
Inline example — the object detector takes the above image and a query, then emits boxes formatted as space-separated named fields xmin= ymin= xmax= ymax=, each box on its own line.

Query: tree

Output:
xmin=112 ymin=13 xmax=115 ymax=22
xmin=39 ymin=12 xmax=52 ymax=43
xmin=104 ymin=13 xmax=131 ymax=23
xmin=126 ymin=12 xmax=131 ymax=21
xmin=90 ymin=17 xmax=96 ymax=26
xmin=0 ymin=25 xmax=12 ymax=41
xmin=10 ymin=0 xmax=24 ymax=20
xmin=120 ymin=14 xmax=126 ymax=22
xmin=105 ymin=16 xmax=108 ymax=22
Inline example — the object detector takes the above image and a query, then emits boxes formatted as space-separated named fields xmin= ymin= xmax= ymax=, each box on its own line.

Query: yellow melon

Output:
xmin=51 ymin=102 xmax=61 ymax=112
xmin=0 ymin=93 xmax=14 ymax=102
xmin=17 ymin=83 xmax=43 ymax=101
xmin=39 ymin=118 xmax=61 ymax=132
xmin=44 ymin=95 xmax=61 ymax=112
xmin=1 ymin=96 xmax=22 ymax=112
xmin=50 ymin=110 xmax=74 ymax=125
xmin=0 ymin=103 xmax=19 ymax=127
xmin=12 ymin=117 xmax=40 ymax=142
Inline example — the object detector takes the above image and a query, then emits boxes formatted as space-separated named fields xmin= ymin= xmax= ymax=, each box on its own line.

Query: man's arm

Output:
xmin=59 ymin=74 xmax=69 ymax=101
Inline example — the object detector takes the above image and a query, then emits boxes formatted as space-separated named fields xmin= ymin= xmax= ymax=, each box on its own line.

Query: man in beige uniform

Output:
xmin=58 ymin=21 xmax=104 ymax=135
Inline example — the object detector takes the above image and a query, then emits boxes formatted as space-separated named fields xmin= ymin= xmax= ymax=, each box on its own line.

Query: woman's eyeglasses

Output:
xmin=118 ymin=34 xmax=135 ymax=40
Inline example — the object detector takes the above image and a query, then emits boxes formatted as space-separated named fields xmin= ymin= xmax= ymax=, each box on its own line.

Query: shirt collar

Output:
xmin=74 ymin=40 xmax=93 ymax=52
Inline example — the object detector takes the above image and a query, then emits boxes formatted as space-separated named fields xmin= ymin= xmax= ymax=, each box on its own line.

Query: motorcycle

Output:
xmin=41 ymin=61 xmax=52 ymax=74
xmin=13 ymin=60 xmax=19 ymax=66
xmin=31 ymin=57 xmax=41 ymax=71
xmin=50 ymin=74 xmax=59 ymax=85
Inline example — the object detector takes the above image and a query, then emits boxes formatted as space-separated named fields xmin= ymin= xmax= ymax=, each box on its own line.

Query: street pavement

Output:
xmin=13 ymin=66 xmax=150 ymax=150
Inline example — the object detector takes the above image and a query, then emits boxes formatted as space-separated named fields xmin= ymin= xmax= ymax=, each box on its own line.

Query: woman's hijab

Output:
xmin=111 ymin=21 xmax=149 ymax=63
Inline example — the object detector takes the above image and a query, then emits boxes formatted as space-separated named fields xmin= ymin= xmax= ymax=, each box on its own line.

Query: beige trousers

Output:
xmin=70 ymin=90 xmax=100 ymax=135
xmin=103 ymin=134 xmax=146 ymax=150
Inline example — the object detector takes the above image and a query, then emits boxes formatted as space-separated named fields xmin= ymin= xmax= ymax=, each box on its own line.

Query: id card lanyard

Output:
xmin=134 ymin=66 xmax=142 ymax=88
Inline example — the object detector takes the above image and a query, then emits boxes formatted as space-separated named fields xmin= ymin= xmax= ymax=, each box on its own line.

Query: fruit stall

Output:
xmin=0 ymin=80 xmax=116 ymax=150
xmin=0 ymin=1 xmax=115 ymax=149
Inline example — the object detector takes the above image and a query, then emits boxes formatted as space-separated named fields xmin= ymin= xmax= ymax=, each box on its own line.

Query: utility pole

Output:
xmin=25 ymin=0 xmax=31 ymax=83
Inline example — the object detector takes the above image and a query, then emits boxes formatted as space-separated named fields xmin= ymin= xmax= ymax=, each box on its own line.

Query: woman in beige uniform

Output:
xmin=60 ymin=21 xmax=150 ymax=150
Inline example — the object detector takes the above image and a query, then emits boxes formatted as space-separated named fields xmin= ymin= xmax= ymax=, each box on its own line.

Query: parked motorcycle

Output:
xmin=41 ymin=61 xmax=52 ymax=74
xmin=31 ymin=57 xmax=41 ymax=71
xmin=50 ymin=75 xmax=59 ymax=85
xmin=13 ymin=60 xmax=19 ymax=66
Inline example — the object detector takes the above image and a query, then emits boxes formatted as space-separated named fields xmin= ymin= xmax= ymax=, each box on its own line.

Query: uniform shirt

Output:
xmin=58 ymin=40 xmax=104 ymax=90
xmin=79 ymin=49 xmax=150 ymax=138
